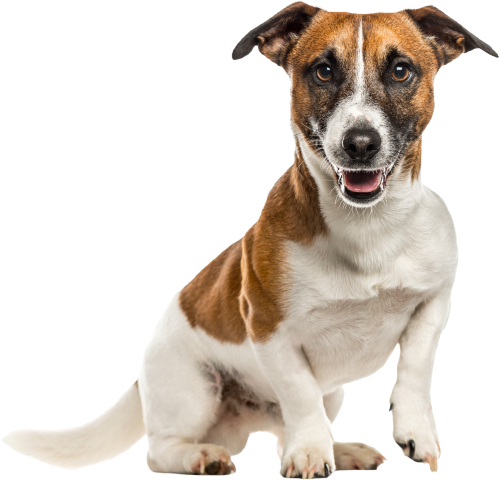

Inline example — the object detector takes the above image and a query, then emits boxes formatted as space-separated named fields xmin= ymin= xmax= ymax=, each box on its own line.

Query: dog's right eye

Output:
xmin=316 ymin=65 xmax=333 ymax=82
xmin=392 ymin=63 xmax=410 ymax=82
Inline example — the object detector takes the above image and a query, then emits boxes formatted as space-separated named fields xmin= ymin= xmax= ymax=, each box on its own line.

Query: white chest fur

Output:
xmin=283 ymin=189 xmax=457 ymax=393
xmin=285 ymin=242 xmax=418 ymax=391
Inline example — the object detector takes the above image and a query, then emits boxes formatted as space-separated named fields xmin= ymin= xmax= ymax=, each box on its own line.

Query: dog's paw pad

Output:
xmin=205 ymin=461 xmax=221 ymax=475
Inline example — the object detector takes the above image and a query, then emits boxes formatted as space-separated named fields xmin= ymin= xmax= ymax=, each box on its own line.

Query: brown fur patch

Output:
xmin=179 ymin=147 xmax=326 ymax=343
xmin=179 ymin=240 xmax=247 ymax=344
xmin=406 ymin=6 xmax=497 ymax=64
xmin=240 ymin=148 xmax=327 ymax=342
xmin=401 ymin=140 xmax=423 ymax=182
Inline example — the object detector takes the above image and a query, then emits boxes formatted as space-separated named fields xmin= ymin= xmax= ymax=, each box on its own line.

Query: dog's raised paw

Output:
xmin=392 ymin=398 xmax=440 ymax=471
xmin=394 ymin=438 xmax=439 ymax=472
xmin=333 ymin=442 xmax=385 ymax=470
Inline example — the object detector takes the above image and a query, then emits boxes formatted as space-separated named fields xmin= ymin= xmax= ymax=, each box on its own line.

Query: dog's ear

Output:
xmin=407 ymin=6 xmax=498 ymax=65
xmin=232 ymin=2 xmax=320 ymax=67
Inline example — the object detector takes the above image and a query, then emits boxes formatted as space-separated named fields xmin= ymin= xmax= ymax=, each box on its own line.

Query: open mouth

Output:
xmin=332 ymin=164 xmax=394 ymax=203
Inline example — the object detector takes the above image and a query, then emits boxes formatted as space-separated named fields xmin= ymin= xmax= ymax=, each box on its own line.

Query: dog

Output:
xmin=4 ymin=2 xmax=498 ymax=477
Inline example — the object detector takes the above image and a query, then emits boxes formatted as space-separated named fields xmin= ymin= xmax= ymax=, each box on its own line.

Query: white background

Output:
xmin=0 ymin=0 xmax=177 ymax=434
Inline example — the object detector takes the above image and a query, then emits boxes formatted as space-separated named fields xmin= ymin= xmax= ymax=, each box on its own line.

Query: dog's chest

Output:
xmin=284 ymin=237 xmax=436 ymax=390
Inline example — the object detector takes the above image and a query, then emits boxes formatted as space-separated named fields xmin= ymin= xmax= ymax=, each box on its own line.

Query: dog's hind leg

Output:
xmin=323 ymin=387 xmax=344 ymax=423
xmin=200 ymin=407 xmax=252 ymax=459
xmin=139 ymin=296 xmax=235 ymax=475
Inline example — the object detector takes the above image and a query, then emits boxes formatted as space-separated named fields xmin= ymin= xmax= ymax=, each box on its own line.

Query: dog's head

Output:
xmin=233 ymin=3 xmax=497 ymax=207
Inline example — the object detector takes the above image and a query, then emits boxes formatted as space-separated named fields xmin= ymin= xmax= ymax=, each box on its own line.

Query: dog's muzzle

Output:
xmin=329 ymin=125 xmax=395 ymax=204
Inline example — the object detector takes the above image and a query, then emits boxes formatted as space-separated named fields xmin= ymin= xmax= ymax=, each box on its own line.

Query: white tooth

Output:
xmin=336 ymin=168 xmax=345 ymax=193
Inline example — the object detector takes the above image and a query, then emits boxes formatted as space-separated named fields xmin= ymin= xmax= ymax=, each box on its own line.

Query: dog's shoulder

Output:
xmin=179 ymin=239 xmax=248 ymax=344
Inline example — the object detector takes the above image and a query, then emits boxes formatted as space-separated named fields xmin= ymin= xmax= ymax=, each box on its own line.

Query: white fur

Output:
xmin=3 ymin=384 xmax=144 ymax=469
xmin=354 ymin=19 xmax=365 ymax=100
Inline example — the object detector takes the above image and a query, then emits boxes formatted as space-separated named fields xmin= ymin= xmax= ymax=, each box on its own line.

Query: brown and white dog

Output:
xmin=4 ymin=2 xmax=498 ymax=477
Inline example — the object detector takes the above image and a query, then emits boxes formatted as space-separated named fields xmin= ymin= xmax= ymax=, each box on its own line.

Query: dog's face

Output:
xmin=288 ymin=11 xmax=438 ymax=207
xmin=234 ymin=3 xmax=497 ymax=207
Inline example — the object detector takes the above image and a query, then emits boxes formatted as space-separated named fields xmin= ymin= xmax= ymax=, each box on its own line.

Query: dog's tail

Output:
xmin=3 ymin=381 xmax=145 ymax=469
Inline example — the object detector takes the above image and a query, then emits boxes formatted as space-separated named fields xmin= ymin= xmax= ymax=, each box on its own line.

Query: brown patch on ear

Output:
xmin=406 ymin=6 xmax=498 ymax=66
xmin=232 ymin=2 xmax=321 ymax=67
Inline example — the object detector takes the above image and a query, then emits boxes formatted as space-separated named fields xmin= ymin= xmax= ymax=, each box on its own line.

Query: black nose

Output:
xmin=342 ymin=128 xmax=382 ymax=161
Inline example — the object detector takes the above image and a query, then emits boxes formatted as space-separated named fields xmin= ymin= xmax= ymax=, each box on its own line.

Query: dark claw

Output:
xmin=408 ymin=440 xmax=415 ymax=459
xmin=313 ymin=464 xmax=332 ymax=478
xmin=389 ymin=403 xmax=394 ymax=411
xmin=311 ymin=463 xmax=333 ymax=478
xmin=205 ymin=461 xmax=220 ymax=475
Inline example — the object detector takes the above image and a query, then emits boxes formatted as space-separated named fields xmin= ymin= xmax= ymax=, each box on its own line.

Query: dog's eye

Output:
xmin=392 ymin=64 xmax=410 ymax=82
xmin=316 ymin=65 xmax=333 ymax=82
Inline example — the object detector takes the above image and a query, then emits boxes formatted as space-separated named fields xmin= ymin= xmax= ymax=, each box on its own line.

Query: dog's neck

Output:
xmin=293 ymin=136 xmax=425 ymax=271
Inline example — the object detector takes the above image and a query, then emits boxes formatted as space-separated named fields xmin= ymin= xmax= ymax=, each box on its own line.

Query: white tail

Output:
xmin=3 ymin=382 xmax=145 ymax=469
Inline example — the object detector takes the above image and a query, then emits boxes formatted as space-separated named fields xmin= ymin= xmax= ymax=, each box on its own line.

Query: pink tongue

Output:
xmin=343 ymin=170 xmax=381 ymax=193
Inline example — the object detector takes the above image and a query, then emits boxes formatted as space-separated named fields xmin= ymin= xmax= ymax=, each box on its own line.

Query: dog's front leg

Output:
xmin=255 ymin=336 xmax=334 ymax=478
xmin=390 ymin=288 xmax=452 ymax=471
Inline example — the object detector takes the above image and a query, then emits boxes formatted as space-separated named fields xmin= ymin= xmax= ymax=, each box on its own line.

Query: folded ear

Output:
xmin=406 ymin=5 xmax=498 ymax=65
xmin=232 ymin=2 xmax=320 ymax=67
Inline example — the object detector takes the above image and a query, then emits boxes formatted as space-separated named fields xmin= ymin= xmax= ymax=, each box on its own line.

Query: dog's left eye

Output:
xmin=316 ymin=65 xmax=333 ymax=81
xmin=392 ymin=63 xmax=410 ymax=82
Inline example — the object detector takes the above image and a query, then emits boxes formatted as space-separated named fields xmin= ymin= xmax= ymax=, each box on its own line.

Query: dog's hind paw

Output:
xmin=333 ymin=442 xmax=386 ymax=470
xmin=187 ymin=444 xmax=235 ymax=475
